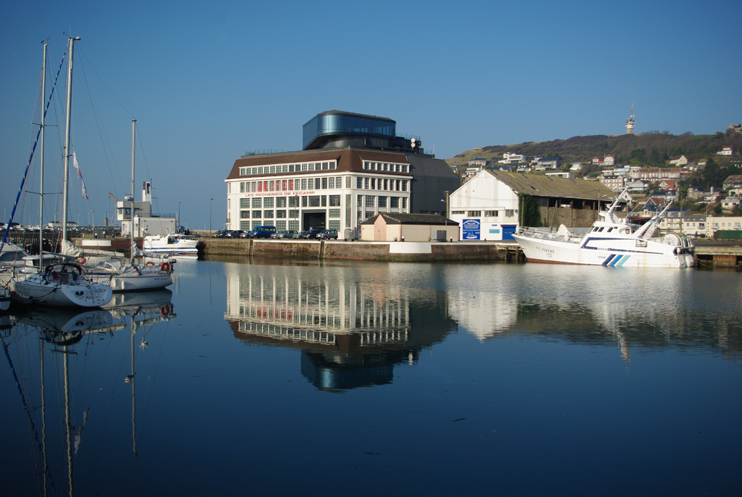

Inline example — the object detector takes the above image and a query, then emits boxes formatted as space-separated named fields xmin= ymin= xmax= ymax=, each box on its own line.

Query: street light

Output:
xmin=178 ymin=201 xmax=182 ymax=231
xmin=209 ymin=198 xmax=213 ymax=235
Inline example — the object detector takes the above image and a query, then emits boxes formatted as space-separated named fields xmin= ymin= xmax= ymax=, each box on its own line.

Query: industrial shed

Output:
xmin=361 ymin=213 xmax=459 ymax=242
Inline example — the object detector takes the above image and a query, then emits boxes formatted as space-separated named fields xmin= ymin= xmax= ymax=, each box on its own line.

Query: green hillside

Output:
xmin=446 ymin=131 xmax=742 ymax=173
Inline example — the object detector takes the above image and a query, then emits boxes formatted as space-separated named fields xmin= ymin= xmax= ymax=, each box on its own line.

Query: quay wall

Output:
xmin=198 ymin=238 xmax=521 ymax=262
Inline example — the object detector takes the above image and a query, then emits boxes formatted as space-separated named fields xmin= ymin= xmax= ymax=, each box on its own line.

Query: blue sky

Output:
xmin=2 ymin=0 xmax=740 ymax=230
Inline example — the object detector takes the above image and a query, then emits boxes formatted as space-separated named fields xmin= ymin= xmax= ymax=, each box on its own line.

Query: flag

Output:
xmin=72 ymin=150 xmax=89 ymax=199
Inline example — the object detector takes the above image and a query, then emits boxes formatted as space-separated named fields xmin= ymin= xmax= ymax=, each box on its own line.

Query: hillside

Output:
xmin=446 ymin=131 xmax=742 ymax=172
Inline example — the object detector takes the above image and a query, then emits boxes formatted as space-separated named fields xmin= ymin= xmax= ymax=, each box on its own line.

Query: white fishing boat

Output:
xmin=143 ymin=233 xmax=199 ymax=254
xmin=512 ymin=189 xmax=695 ymax=268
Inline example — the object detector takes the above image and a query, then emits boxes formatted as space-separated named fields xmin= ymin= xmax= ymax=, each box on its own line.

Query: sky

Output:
xmin=2 ymin=0 xmax=741 ymax=230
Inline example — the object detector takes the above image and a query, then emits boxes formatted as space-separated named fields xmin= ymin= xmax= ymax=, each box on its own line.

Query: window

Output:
xmin=346 ymin=177 xmax=351 ymax=188
xmin=240 ymin=221 xmax=250 ymax=230
xmin=364 ymin=178 xmax=369 ymax=189
xmin=329 ymin=220 xmax=340 ymax=230
xmin=264 ymin=210 xmax=274 ymax=219
xmin=329 ymin=209 xmax=340 ymax=218
xmin=357 ymin=177 xmax=363 ymax=189
xmin=365 ymin=196 xmax=375 ymax=208
xmin=468 ymin=211 xmax=481 ymax=217
xmin=240 ymin=210 xmax=250 ymax=218
xmin=308 ymin=178 xmax=314 ymax=190
xmin=378 ymin=197 xmax=387 ymax=208
xmin=301 ymin=178 xmax=307 ymax=190
xmin=276 ymin=210 xmax=286 ymax=218
xmin=289 ymin=210 xmax=299 ymax=218
xmin=390 ymin=197 xmax=399 ymax=208
xmin=485 ymin=211 xmax=497 ymax=217
xmin=240 ymin=198 xmax=249 ymax=208
xmin=263 ymin=198 xmax=274 ymax=208
xmin=240 ymin=182 xmax=245 ymax=193
xmin=252 ymin=211 xmax=262 ymax=218
xmin=322 ymin=177 xmax=327 ymax=189
xmin=329 ymin=195 xmax=340 ymax=206
xmin=329 ymin=177 xmax=334 ymax=189
xmin=309 ymin=196 xmax=321 ymax=207
xmin=451 ymin=210 xmax=465 ymax=215
xmin=289 ymin=196 xmax=299 ymax=207
xmin=289 ymin=220 xmax=299 ymax=231
xmin=252 ymin=198 xmax=262 ymax=208
xmin=505 ymin=210 xmax=515 ymax=217
xmin=275 ymin=220 xmax=286 ymax=230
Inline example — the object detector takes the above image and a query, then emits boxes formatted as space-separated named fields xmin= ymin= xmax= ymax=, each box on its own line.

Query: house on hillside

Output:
xmin=669 ymin=155 xmax=688 ymax=166
xmin=499 ymin=153 xmax=527 ymax=164
xmin=468 ymin=158 xmax=487 ymax=167
xmin=722 ymin=196 xmax=741 ymax=211
xmin=717 ymin=146 xmax=733 ymax=156
xmin=723 ymin=175 xmax=742 ymax=191
xmin=449 ymin=170 xmax=616 ymax=240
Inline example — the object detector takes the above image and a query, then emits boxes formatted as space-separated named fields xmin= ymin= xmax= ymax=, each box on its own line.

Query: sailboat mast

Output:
xmin=131 ymin=119 xmax=136 ymax=262
xmin=61 ymin=36 xmax=80 ymax=246
xmin=39 ymin=43 xmax=47 ymax=266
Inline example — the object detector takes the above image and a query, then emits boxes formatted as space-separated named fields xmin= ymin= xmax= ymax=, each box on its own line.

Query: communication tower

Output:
xmin=625 ymin=105 xmax=635 ymax=135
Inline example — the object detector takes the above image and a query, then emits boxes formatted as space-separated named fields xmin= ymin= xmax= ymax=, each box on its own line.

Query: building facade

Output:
xmin=224 ymin=111 xmax=459 ymax=239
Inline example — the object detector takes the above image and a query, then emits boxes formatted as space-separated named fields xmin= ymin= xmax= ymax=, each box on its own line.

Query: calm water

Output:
xmin=2 ymin=259 xmax=741 ymax=496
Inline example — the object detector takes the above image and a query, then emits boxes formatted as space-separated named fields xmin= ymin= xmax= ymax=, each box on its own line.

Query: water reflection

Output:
xmin=1 ymin=291 xmax=176 ymax=497
xmin=225 ymin=262 xmax=742 ymax=382
xmin=224 ymin=263 xmax=456 ymax=391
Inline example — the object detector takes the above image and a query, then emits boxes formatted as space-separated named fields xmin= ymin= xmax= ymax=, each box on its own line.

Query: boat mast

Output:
xmin=39 ymin=42 xmax=47 ymax=268
xmin=61 ymin=36 xmax=80 ymax=246
xmin=131 ymin=119 xmax=136 ymax=263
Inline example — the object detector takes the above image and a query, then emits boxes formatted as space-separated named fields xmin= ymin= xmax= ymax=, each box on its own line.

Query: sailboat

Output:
xmin=83 ymin=120 xmax=173 ymax=291
xmin=12 ymin=38 xmax=112 ymax=307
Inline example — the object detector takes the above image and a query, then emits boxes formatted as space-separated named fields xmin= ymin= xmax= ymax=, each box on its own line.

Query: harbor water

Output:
xmin=2 ymin=259 xmax=741 ymax=496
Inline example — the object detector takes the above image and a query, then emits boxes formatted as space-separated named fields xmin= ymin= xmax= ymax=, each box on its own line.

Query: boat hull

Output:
xmin=13 ymin=275 xmax=113 ymax=307
xmin=512 ymin=234 xmax=695 ymax=269
xmin=93 ymin=273 xmax=173 ymax=292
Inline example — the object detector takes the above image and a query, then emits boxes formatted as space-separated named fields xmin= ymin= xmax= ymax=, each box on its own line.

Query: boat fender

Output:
xmin=673 ymin=248 xmax=679 ymax=255
xmin=77 ymin=257 xmax=86 ymax=265
xmin=161 ymin=305 xmax=169 ymax=316
xmin=145 ymin=261 xmax=155 ymax=266
xmin=160 ymin=262 xmax=170 ymax=273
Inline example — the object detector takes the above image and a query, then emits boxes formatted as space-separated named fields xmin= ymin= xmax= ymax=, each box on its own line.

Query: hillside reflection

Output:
xmin=224 ymin=262 xmax=742 ymax=390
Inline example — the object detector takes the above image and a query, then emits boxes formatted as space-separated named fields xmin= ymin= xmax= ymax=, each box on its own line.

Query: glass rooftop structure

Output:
xmin=303 ymin=111 xmax=396 ymax=150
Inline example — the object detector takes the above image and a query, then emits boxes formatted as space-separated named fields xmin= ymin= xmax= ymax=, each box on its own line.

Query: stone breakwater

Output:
xmin=197 ymin=238 xmax=524 ymax=262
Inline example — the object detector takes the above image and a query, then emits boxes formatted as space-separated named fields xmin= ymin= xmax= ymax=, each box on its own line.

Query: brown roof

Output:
xmin=486 ymin=170 xmax=615 ymax=200
xmin=226 ymin=149 xmax=411 ymax=180
xmin=361 ymin=213 xmax=458 ymax=226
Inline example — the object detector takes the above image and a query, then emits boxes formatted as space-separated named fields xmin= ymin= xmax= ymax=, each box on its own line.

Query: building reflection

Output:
xmin=224 ymin=263 xmax=455 ymax=391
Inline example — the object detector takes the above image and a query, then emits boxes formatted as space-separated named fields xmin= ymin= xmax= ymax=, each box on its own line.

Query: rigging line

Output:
xmin=1 ymin=334 xmax=48 ymax=481
xmin=77 ymin=46 xmax=134 ymax=118
xmin=141 ymin=319 xmax=170 ymax=430
xmin=2 ymin=47 xmax=66 ymax=250
xmin=77 ymin=52 xmax=126 ymax=200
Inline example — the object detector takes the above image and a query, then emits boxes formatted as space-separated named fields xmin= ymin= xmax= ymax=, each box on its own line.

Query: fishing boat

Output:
xmin=512 ymin=189 xmax=695 ymax=268
xmin=143 ymin=233 xmax=199 ymax=254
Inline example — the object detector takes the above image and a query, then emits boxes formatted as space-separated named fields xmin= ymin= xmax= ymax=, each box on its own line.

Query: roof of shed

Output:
xmin=485 ymin=170 xmax=615 ymax=200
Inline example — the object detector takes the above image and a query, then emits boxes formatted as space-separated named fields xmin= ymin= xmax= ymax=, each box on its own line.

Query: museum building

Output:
xmin=224 ymin=111 xmax=460 ymax=239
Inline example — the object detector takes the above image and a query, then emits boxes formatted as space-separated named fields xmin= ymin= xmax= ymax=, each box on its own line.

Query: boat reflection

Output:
xmin=2 ymin=290 xmax=176 ymax=496
xmin=224 ymin=264 xmax=456 ymax=391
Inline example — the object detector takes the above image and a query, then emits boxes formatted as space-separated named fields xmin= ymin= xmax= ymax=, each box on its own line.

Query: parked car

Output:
xmin=213 ymin=229 xmax=227 ymax=238
xmin=275 ymin=230 xmax=296 ymax=239
xmin=317 ymin=229 xmax=338 ymax=240
xmin=248 ymin=226 xmax=277 ymax=239
xmin=224 ymin=230 xmax=244 ymax=238
xmin=299 ymin=229 xmax=322 ymax=239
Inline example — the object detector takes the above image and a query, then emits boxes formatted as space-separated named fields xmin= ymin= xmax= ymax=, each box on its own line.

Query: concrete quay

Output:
xmin=197 ymin=237 xmax=524 ymax=262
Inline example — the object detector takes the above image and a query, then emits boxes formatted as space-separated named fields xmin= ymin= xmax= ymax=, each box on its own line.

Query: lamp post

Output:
xmin=91 ymin=210 xmax=94 ymax=237
xmin=178 ymin=201 xmax=182 ymax=231
xmin=209 ymin=198 xmax=213 ymax=235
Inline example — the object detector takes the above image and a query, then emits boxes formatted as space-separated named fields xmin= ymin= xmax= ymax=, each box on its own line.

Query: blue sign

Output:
xmin=462 ymin=218 xmax=480 ymax=240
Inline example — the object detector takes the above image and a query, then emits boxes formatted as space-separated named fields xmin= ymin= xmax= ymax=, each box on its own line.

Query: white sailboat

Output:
xmin=13 ymin=38 xmax=113 ymax=307
xmin=81 ymin=119 xmax=173 ymax=291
